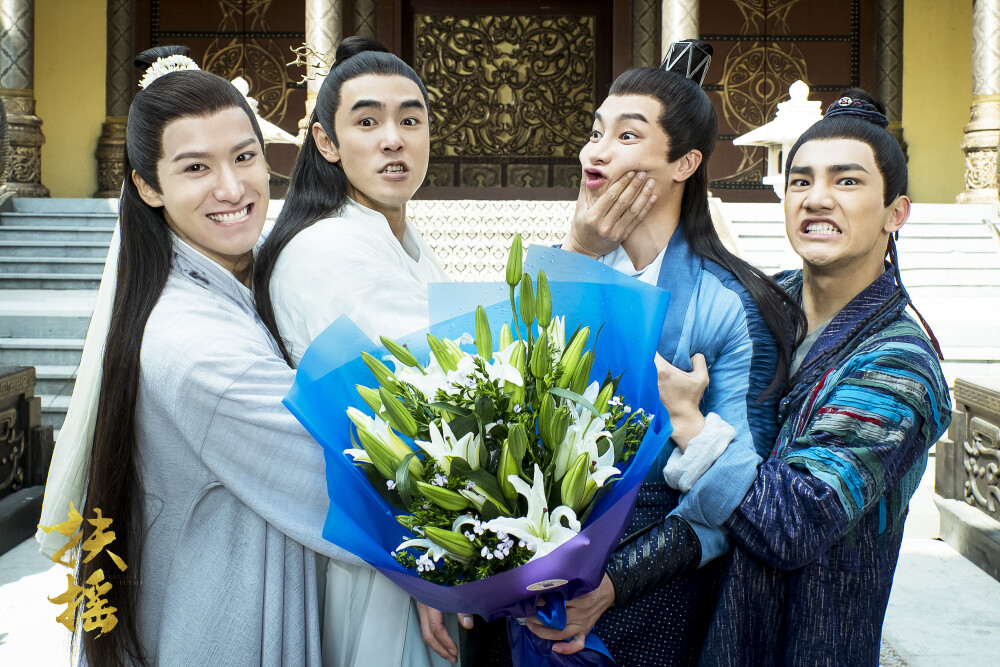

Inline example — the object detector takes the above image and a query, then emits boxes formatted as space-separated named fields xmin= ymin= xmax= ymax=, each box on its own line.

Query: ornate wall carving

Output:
xmin=408 ymin=200 xmax=572 ymax=281
xmin=951 ymin=379 xmax=1000 ymax=524
xmin=96 ymin=0 xmax=134 ymax=198
xmin=413 ymin=14 xmax=595 ymax=190
xmin=0 ymin=0 xmax=45 ymax=196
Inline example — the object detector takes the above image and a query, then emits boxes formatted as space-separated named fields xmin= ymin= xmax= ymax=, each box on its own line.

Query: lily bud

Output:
xmin=361 ymin=352 xmax=398 ymax=390
xmin=427 ymin=334 xmax=459 ymax=373
xmin=535 ymin=271 xmax=552 ymax=329
xmin=505 ymin=235 xmax=523 ymax=287
xmin=569 ymin=351 xmax=594 ymax=395
xmin=354 ymin=428 xmax=403 ymax=480
xmin=475 ymin=306 xmax=493 ymax=359
xmin=550 ymin=405 xmax=571 ymax=446
xmin=378 ymin=387 xmax=418 ymax=439
xmin=505 ymin=344 xmax=526 ymax=403
xmin=497 ymin=442 xmax=521 ymax=501
xmin=518 ymin=273 xmax=535 ymax=327
xmin=424 ymin=526 xmax=477 ymax=561
xmin=417 ymin=481 xmax=471 ymax=511
xmin=529 ymin=330 xmax=550 ymax=379
xmin=380 ymin=336 xmax=421 ymax=369
xmin=538 ymin=394 xmax=556 ymax=446
xmin=595 ymin=383 xmax=616 ymax=413
xmin=355 ymin=385 xmax=382 ymax=414
xmin=556 ymin=326 xmax=590 ymax=389
xmin=561 ymin=452 xmax=590 ymax=513
xmin=507 ymin=423 xmax=529 ymax=461
xmin=499 ymin=323 xmax=514 ymax=350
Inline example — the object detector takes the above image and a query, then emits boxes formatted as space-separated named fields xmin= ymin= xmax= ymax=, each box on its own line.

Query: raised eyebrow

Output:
xmin=350 ymin=99 xmax=384 ymax=112
xmin=829 ymin=163 xmax=870 ymax=174
xmin=617 ymin=112 xmax=648 ymax=124
xmin=171 ymin=137 xmax=258 ymax=163
xmin=400 ymin=99 xmax=426 ymax=112
xmin=788 ymin=166 xmax=813 ymax=176
xmin=231 ymin=137 xmax=258 ymax=153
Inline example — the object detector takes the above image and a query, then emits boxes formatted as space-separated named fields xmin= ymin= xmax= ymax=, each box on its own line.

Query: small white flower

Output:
xmin=386 ymin=480 xmax=397 ymax=490
xmin=624 ymin=406 xmax=632 ymax=414
xmin=433 ymin=473 xmax=448 ymax=487
xmin=513 ymin=404 xmax=522 ymax=413
xmin=139 ymin=54 xmax=200 ymax=89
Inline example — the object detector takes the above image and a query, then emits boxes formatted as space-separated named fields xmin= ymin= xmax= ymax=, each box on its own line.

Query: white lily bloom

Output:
xmin=414 ymin=420 xmax=480 ymax=475
xmin=346 ymin=407 xmax=413 ymax=460
xmin=486 ymin=341 xmax=525 ymax=387
xmin=344 ymin=448 xmax=371 ymax=464
xmin=480 ymin=465 xmax=581 ymax=561
xmin=396 ymin=537 xmax=449 ymax=562
xmin=393 ymin=358 xmax=450 ymax=399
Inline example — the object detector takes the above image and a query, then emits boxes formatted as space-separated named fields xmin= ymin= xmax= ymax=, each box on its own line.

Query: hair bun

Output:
xmin=824 ymin=88 xmax=889 ymax=128
xmin=334 ymin=36 xmax=390 ymax=66
xmin=662 ymin=39 xmax=713 ymax=86
xmin=134 ymin=45 xmax=190 ymax=70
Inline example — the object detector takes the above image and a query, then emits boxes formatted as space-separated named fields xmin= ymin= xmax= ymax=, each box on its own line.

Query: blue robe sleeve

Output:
xmin=667 ymin=277 xmax=765 ymax=565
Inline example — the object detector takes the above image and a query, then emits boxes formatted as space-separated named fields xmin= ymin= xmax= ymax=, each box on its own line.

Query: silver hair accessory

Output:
xmin=138 ymin=54 xmax=200 ymax=89
xmin=662 ymin=40 xmax=713 ymax=86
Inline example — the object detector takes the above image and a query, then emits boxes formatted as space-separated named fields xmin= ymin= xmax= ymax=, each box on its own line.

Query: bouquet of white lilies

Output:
xmin=283 ymin=238 xmax=672 ymax=661
xmin=345 ymin=236 xmax=651 ymax=584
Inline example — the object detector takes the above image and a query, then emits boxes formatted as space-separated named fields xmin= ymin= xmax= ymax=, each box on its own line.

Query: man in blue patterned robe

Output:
xmin=700 ymin=92 xmax=952 ymax=666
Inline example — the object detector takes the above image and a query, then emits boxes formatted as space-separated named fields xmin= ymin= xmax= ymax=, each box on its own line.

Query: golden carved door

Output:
xmin=384 ymin=0 xmax=631 ymax=199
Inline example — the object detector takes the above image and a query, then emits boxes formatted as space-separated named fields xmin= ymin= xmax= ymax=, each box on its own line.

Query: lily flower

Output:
xmin=414 ymin=420 xmax=481 ymax=475
xmin=479 ymin=465 xmax=581 ymax=561
xmin=486 ymin=341 xmax=525 ymax=387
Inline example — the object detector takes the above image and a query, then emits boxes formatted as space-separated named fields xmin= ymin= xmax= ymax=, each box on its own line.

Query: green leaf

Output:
xmin=395 ymin=452 xmax=418 ymax=507
xmin=480 ymin=499 xmax=503 ymax=521
xmin=610 ymin=425 xmax=627 ymax=462
xmin=448 ymin=414 xmax=479 ymax=441
xmin=427 ymin=402 xmax=473 ymax=417
xmin=548 ymin=387 xmax=602 ymax=417
xmin=474 ymin=394 xmax=495 ymax=425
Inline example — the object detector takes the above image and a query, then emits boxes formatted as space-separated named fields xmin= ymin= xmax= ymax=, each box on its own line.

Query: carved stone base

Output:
xmin=94 ymin=116 xmax=127 ymax=198
xmin=0 ymin=88 xmax=48 ymax=198
xmin=958 ymin=97 xmax=1000 ymax=204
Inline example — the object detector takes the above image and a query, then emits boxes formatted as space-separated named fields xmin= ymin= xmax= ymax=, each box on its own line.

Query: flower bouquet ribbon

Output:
xmin=284 ymin=241 xmax=671 ymax=666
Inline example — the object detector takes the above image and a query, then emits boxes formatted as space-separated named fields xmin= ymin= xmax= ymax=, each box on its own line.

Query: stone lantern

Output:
xmin=733 ymin=80 xmax=823 ymax=200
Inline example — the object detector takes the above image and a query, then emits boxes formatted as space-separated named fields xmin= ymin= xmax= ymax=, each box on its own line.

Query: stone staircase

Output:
xmin=2 ymin=197 xmax=999 ymax=433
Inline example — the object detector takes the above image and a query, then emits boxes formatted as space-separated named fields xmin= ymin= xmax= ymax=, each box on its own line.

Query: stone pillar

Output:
xmin=353 ymin=0 xmax=376 ymax=39
xmin=876 ymin=0 xmax=906 ymax=153
xmin=660 ymin=0 xmax=699 ymax=63
xmin=299 ymin=0 xmax=342 ymax=138
xmin=633 ymin=0 xmax=660 ymax=68
xmin=0 ymin=0 xmax=47 ymax=197
xmin=94 ymin=0 xmax=133 ymax=198
xmin=960 ymin=0 xmax=1000 ymax=204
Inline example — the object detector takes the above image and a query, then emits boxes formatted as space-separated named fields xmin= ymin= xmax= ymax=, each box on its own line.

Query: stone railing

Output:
xmin=936 ymin=378 xmax=1000 ymax=580
xmin=0 ymin=366 xmax=54 ymax=555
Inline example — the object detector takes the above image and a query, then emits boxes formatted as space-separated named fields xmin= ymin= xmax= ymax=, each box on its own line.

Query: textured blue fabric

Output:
xmin=701 ymin=268 xmax=953 ymax=667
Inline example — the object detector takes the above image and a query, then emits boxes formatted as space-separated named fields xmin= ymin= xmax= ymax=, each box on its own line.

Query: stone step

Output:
xmin=34 ymin=365 xmax=79 ymax=397
xmin=0 ymin=257 xmax=105 ymax=275
xmin=3 ymin=197 xmax=119 ymax=214
xmin=0 ymin=226 xmax=114 ymax=242
xmin=0 ymin=313 xmax=90 ymax=338
xmin=0 ymin=274 xmax=102 ymax=289
xmin=0 ymin=338 xmax=84 ymax=366
xmin=0 ymin=240 xmax=111 ymax=258
xmin=0 ymin=212 xmax=117 ymax=228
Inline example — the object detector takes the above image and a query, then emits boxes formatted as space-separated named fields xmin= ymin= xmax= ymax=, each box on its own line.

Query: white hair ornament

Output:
xmin=138 ymin=54 xmax=200 ymax=89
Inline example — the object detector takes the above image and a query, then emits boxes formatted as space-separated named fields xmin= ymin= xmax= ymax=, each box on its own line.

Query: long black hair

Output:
xmin=609 ymin=43 xmax=805 ymax=394
xmin=254 ymin=36 xmax=429 ymax=362
xmin=80 ymin=63 xmax=262 ymax=667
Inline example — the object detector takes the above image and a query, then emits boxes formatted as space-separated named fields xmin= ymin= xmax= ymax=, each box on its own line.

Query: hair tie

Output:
xmin=824 ymin=96 xmax=889 ymax=128
xmin=662 ymin=39 xmax=712 ymax=86
xmin=138 ymin=55 xmax=200 ymax=89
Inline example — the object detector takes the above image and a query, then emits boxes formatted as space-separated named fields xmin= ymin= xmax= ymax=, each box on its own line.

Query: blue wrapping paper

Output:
xmin=283 ymin=246 xmax=671 ymax=659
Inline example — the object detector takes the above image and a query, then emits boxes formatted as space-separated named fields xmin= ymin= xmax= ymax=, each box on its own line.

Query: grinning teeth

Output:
xmin=805 ymin=222 xmax=841 ymax=235
xmin=208 ymin=206 xmax=249 ymax=223
xmin=384 ymin=164 xmax=405 ymax=173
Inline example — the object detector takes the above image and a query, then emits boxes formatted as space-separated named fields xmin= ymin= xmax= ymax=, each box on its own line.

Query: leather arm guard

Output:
xmin=605 ymin=515 xmax=702 ymax=607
